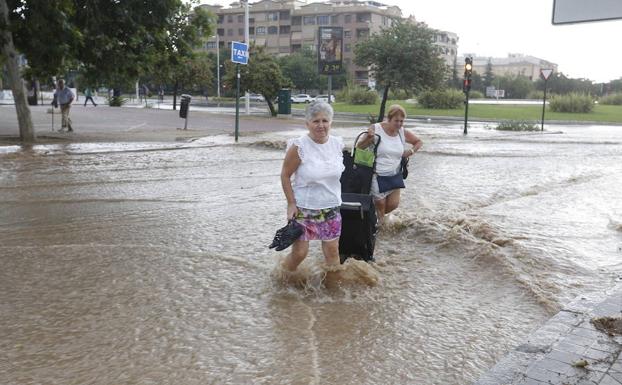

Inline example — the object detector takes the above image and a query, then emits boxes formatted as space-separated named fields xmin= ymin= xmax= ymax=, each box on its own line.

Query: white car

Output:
xmin=248 ymin=93 xmax=265 ymax=102
xmin=315 ymin=94 xmax=335 ymax=103
xmin=291 ymin=94 xmax=315 ymax=103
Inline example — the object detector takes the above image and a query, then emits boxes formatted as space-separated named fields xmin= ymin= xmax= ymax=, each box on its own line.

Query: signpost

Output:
xmin=231 ymin=41 xmax=249 ymax=142
xmin=318 ymin=27 xmax=343 ymax=104
xmin=540 ymin=68 xmax=553 ymax=131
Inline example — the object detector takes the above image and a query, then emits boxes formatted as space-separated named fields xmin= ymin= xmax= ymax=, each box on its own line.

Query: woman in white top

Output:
xmin=280 ymin=102 xmax=345 ymax=271
xmin=356 ymin=104 xmax=422 ymax=224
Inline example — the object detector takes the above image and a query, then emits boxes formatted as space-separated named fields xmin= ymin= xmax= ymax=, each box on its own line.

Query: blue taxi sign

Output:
xmin=231 ymin=41 xmax=249 ymax=65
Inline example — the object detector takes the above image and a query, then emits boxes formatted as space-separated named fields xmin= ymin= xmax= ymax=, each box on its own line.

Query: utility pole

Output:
xmin=243 ymin=0 xmax=250 ymax=115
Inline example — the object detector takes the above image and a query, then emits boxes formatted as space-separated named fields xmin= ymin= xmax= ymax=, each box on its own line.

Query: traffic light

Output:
xmin=463 ymin=57 xmax=473 ymax=93
xmin=464 ymin=57 xmax=473 ymax=79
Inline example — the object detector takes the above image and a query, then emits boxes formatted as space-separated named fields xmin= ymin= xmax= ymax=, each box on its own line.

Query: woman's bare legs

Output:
xmin=282 ymin=240 xmax=309 ymax=271
xmin=321 ymin=238 xmax=340 ymax=266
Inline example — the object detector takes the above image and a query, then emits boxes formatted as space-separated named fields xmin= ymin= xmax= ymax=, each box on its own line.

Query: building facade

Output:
xmin=199 ymin=0 xmax=459 ymax=87
xmin=463 ymin=53 xmax=558 ymax=81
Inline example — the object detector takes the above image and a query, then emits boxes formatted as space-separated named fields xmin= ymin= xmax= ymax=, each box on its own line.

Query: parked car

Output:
xmin=291 ymin=94 xmax=315 ymax=103
xmin=315 ymin=94 xmax=335 ymax=103
xmin=248 ymin=93 xmax=265 ymax=102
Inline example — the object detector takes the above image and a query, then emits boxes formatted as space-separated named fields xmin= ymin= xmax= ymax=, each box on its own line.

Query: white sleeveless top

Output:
xmin=286 ymin=134 xmax=344 ymax=209
xmin=374 ymin=123 xmax=405 ymax=176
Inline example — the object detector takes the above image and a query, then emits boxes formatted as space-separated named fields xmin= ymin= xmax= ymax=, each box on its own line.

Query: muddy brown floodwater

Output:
xmin=1 ymin=122 xmax=621 ymax=384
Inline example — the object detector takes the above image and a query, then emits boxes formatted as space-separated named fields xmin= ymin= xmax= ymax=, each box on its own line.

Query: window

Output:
xmin=268 ymin=26 xmax=278 ymax=35
xmin=279 ymin=10 xmax=290 ymax=20
xmin=356 ymin=28 xmax=369 ymax=38
xmin=237 ymin=15 xmax=243 ymax=23
xmin=279 ymin=25 xmax=290 ymax=34
xmin=206 ymin=41 xmax=217 ymax=49
xmin=356 ymin=13 xmax=371 ymax=23
xmin=344 ymin=43 xmax=351 ymax=52
xmin=249 ymin=18 xmax=255 ymax=24
xmin=217 ymin=28 xmax=224 ymax=36
xmin=317 ymin=15 xmax=329 ymax=25
xmin=331 ymin=15 xmax=339 ymax=24
xmin=303 ymin=16 xmax=315 ymax=25
xmin=238 ymin=28 xmax=244 ymax=36
xmin=291 ymin=44 xmax=302 ymax=52
xmin=249 ymin=27 xmax=255 ymax=35
xmin=344 ymin=30 xmax=351 ymax=38
xmin=291 ymin=16 xmax=302 ymax=25
xmin=256 ymin=26 xmax=266 ymax=35
xmin=217 ymin=15 xmax=224 ymax=24
xmin=227 ymin=15 xmax=233 ymax=23
xmin=355 ymin=70 xmax=368 ymax=80
xmin=267 ymin=12 xmax=278 ymax=21
xmin=345 ymin=14 xmax=352 ymax=23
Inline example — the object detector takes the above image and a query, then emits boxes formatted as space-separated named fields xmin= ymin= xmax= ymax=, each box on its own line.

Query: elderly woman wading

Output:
xmin=280 ymin=102 xmax=345 ymax=271
xmin=357 ymin=104 xmax=422 ymax=224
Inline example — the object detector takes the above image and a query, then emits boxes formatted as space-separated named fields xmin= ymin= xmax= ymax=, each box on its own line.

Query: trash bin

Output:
xmin=277 ymin=89 xmax=291 ymax=115
xmin=180 ymin=94 xmax=191 ymax=119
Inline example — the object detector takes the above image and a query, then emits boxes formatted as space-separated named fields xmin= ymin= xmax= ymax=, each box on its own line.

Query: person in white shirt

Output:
xmin=280 ymin=102 xmax=345 ymax=271
xmin=53 ymin=79 xmax=75 ymax=132
xmin=356 ymin=104 xmax=422 ymax=224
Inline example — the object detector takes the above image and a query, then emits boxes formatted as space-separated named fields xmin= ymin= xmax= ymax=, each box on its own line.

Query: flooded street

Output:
xmin=1 ymin=122 xmax=622 ymax=384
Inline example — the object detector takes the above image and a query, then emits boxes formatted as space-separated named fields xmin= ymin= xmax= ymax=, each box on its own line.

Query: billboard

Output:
xmin=318 ymin=27 xmax=343 ymax=75
xmin=552 ymin=0 xmax=622 ymax=24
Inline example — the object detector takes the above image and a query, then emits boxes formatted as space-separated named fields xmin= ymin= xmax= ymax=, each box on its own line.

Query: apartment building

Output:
xmin=199 ymin=0 xmax=459 ymax=87
xmin=463 ymin=53 xmax=558 ymax=81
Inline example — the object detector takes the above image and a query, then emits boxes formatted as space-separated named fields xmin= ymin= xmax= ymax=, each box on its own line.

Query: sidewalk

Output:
xmin=476 ymin=286 xmax=622 ymax=385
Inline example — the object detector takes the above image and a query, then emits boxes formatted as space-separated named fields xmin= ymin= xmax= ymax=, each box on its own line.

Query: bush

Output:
xmin=388 ymin=88 xmax=411 ymax=100
xmin=417 ymin=89 xmax=463 ymax=109
xmin=549 ymin=93 xmax=594 ymax=113
xmin=599 ymin=93 xmax=622 ymax=105
xmin=338 ymin=86 xmax=378 ymax=105
xmin=108 ymin=96 xmax=127 ymax=107
xmin=527 ymin=90 xmax=544 ymax=99
xmin=469 ymin=90 xmax=484 ymax=99
xmin=494 ymin=120 xmax=540 ymax=131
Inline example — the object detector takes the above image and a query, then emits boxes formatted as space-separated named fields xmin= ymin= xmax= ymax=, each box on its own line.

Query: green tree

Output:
xmin=279 ymin=48 xmax=320 ymax=92
xmin=483 ymin=59 xmax=494 ymax=90
xmin=354 ymin=20 xmax=447 ymax=121
xmin=1 ymin=0 xmax=210 ymax=141
xmin=496 ymin=74 xmax=534 ymax=99
xmin=223 ymin=44 xmax=291 ymax=116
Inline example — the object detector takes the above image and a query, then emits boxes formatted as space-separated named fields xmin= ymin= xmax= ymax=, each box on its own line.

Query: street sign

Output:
xmin=540 ymin=69 xmax=553 ymax=81
xmin=231 ymin=41 xmax=249 ymax=65
xmin=552 ymin=0 xmax=622 ymax=24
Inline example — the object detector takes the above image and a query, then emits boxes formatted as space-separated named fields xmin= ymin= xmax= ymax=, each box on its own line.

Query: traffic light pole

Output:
xmin=463 ymin=90 xmax=470 ymax=135
xmin=463 ymin=57 xmax=473 ymax=135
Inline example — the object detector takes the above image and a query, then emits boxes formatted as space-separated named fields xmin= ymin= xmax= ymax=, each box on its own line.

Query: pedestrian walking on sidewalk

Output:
xmin=83 ymin=87 xmax=97 ymax=106
xmin=53 ymin=79 xmax=74 ymax=132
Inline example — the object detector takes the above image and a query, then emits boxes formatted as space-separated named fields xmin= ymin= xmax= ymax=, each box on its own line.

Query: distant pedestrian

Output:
xmin=158 ymin=87 xmax=164 ymax=102
xmin=53 ymin=79 xmax=74 ymax=132
xmin=140 ymin=84 xmax=149 ymax=104
xmin=83 ymin=87 xmax=97 ymax=106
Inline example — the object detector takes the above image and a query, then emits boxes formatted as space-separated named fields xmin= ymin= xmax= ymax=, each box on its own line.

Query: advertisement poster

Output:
xmin=318 ymin=27 xmax=343 ymax=75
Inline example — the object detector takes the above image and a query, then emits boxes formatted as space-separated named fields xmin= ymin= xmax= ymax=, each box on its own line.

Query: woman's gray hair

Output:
xmin=305 ymin=101 xmax=334 ymax=122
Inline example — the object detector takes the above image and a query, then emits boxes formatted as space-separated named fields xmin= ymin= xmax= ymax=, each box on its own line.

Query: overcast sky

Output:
xmin=198 ymin=0 xmax=622 ymax=83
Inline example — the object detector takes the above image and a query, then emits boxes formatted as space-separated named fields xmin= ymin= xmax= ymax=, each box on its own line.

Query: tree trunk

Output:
xmin=0 ymin=0 xmax=35 ymax=142
xmin=377 ymin=85 xmax=390 ymax=123
xmin=266 ymin=99 xmax=276 ymax=116
xmin=172 ymin=80 xmax=179 ymax=110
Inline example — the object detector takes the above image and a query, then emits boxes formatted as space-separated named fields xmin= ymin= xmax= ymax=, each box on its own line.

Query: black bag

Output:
xmin=340 ymin=132 xmax=381 ymax=195
xmin=401 ymin=157 xmax=409 ymax=179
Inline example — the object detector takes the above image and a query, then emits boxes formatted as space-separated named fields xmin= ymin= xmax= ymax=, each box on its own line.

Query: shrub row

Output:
xmin=549 ymin=93 xmax=594 ymax=113
xmin=417 ymin=89 xmax=464 ymax=109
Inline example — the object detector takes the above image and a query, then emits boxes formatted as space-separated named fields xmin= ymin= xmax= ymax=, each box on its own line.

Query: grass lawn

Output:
xmin=294 ymin=100 xmax=622 ymax=124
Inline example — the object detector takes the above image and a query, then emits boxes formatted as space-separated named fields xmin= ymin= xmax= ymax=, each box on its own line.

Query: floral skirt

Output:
xmin=294 ymin=206 xmax=342 ymax=241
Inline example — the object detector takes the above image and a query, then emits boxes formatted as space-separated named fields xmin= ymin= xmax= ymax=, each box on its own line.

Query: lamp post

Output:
xmin=243 ymin=0 xmax=250 ymax=115
xmin=216 ymin=33 xmax=220 ymax=98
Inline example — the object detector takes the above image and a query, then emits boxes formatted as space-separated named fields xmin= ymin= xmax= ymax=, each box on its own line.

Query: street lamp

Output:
xmin=215 ymin=33 xmax=220 ymax=98
xmin=242 ymin=0 xmax=250 ymax=114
